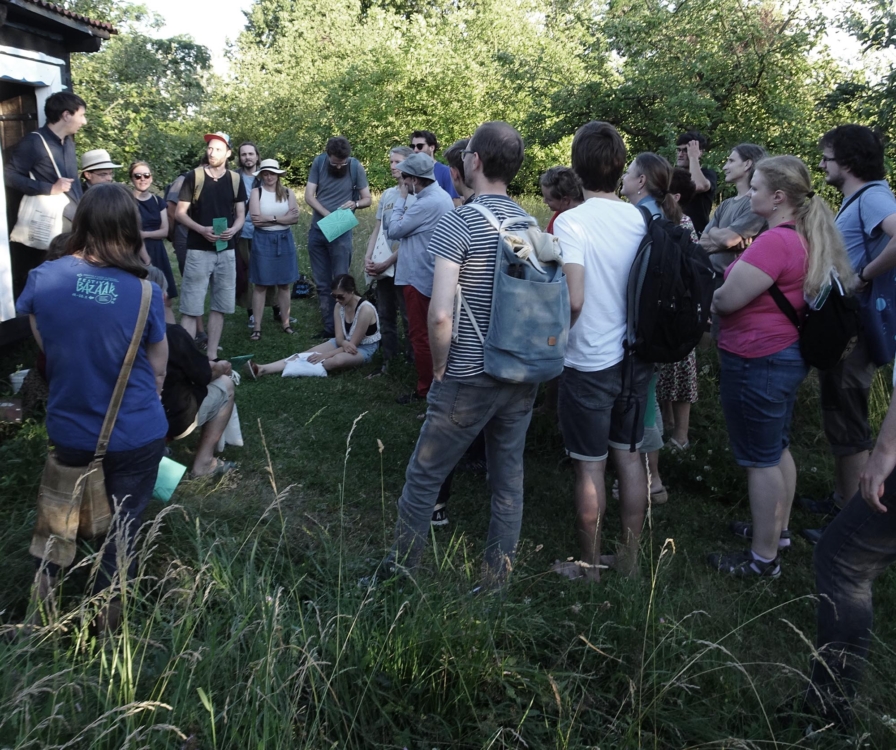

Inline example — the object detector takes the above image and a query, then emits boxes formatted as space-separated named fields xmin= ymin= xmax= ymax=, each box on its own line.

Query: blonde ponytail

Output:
xmin=755 ymin=156 xmax=855 ymax=298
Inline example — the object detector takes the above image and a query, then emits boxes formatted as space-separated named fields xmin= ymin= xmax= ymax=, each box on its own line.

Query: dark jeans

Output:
xmin=376 ymin=276 xmax=411 ymax=363
xmin=389 ymin=373 xmax=537 ymax=581
xmin=48 ymin=438 xmax=166 ymax=593
xmin=808 ymin=477 xmax=896 ymax=723
xmin=307 ymin=222 xmax=353 ymax=335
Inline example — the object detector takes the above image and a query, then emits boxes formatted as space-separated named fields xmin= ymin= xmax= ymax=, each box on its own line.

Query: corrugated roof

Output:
xmin=16 ymin=0 xmax=117 ymax=34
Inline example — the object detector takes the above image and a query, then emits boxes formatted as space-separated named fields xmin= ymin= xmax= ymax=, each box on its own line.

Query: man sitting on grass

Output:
xmin=162 ymin=323 xmax=236 ymax=477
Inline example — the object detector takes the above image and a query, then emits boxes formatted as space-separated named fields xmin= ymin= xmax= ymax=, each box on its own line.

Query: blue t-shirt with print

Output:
xmin=17 ymin=256 xmax=168 ymax=451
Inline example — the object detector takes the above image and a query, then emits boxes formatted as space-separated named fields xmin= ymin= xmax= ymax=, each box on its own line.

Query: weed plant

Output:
xmin=0 ymin=195 xmax=894 ymax=748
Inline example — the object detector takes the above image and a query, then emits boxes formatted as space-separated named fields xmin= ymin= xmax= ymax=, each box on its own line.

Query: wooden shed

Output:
xmin=0 ymin=0 xmax=114 ymax=344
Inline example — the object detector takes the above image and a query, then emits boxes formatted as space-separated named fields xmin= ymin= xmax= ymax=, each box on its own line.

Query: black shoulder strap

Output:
xmin=350 ymin=157 xmax=360 ymax=202
xmin=837 ymin=183 xmax=876 ymax=217
xmin=768 ymin=284 xmax=800 ymax=330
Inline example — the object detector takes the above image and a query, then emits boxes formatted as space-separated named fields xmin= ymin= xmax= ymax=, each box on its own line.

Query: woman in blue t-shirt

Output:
xmin=17 ymin=183 xmax=169 ymax=631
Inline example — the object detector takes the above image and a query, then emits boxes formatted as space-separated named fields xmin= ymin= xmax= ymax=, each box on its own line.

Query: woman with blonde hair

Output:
xmin=709 ymin=155 xmax=854 ymax=577
xmin=248 ymin=159 xmax=301 ymax=339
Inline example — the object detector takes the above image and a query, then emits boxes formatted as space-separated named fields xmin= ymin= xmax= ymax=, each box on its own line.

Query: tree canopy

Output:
xmin=64 ymin=0 xmax=894 ymax=192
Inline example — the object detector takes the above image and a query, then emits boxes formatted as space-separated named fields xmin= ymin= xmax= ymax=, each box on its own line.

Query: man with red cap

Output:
xmin=176 ymin=132 xmax=247 ymax=360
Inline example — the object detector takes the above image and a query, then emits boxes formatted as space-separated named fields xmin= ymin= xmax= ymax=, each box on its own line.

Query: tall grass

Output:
xmin=1 ymin=193 xmax=895 ymax=747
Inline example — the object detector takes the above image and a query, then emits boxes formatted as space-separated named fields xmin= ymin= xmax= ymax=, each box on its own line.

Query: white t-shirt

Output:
xmin=554 ymin=198 xmax=645 ymax=371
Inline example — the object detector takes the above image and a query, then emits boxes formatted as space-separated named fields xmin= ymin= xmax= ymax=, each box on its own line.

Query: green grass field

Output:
xmin=1 ymin=194 xmax=895 ymax=748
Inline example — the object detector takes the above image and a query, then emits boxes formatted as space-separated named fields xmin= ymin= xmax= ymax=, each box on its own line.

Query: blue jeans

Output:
xmin=808 ymin=481 xmax=896 ymax=723
xmin=50 ymin=438 xmax=166 ymax=593
xmin=307 ymin=222 xmax=353 ymax=336
xmin=719 ymin=343 xmax=808 ymax=467
xmin=389 ymin=373 xmax=537 ymax=581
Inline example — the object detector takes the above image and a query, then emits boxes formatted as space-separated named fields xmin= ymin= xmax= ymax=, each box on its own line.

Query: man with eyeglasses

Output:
xmin=409 ymin=130 xmax=462 ymax=207
xmin=674 ymin=130 xmax=717 ymax=235
xmin=805 ymin=126 xmax=896 ymax=730
xmin=799 ymin=126 xmax=896 ymax=535
xmin=80 ymin=149 xmax=121 ymax=192
xmin=304 ymin=136 xmax=372 ymax=337
xmin=383 ymin=121 xmax=536 ymax=588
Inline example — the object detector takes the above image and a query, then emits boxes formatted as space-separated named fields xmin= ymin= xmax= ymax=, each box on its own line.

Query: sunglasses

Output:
xmin=410 ymin=143 xmax=428 ymax=150
xmin=131 ymin=172 xmax=152 ymax=179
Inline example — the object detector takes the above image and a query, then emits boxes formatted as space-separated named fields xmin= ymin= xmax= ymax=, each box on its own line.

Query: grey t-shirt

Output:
xmin=704 ymin=194 xmax=767 ymax=273
xmin=307 ymin=153 xmax=369 ymax=221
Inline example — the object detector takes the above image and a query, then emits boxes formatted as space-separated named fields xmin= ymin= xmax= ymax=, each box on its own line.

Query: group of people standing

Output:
xmin=6 ymin=90 xmax=896 ymax=730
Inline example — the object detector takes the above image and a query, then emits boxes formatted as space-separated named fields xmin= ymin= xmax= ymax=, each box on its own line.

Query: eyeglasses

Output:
xmin=410 ymin=143 xmax=428 ymax=150
xmin=131 ymin=172 xmax=152 ymax=180
xmin=461 ymin=149 xmax=476 ymax=158
xmin=675 ymin=147 xmax=689 ymax=154
xmin=820 ymin=155 xmax=837 ymax=165
xmin=328 ymin=159 xmax=348 ymax=168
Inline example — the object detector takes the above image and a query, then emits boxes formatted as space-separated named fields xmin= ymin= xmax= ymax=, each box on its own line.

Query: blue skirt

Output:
xmin=145 ymin=238 xmax=178 ymax=298
xmin=250 ymin=228 xmax=299 ymax=286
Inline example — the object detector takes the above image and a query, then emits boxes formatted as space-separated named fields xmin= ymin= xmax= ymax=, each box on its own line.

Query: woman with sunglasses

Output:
xmin=245 ymin=274 xmax=380 ymax=378
xmin=130 ymin=161 xmax=178 ymax=303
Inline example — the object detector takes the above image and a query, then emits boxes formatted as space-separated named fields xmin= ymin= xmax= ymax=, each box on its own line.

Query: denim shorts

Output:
xmin=558 ymin=358 xmax=653 ymax=461
xmin=326 ymin=338 xmax=379 ymax=363
xmin=719 ymin=343 xmax=809 ymax=467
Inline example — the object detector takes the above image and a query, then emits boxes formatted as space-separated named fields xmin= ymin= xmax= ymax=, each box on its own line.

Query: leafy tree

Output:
xmin=60 ymin=0 xmax=213 ymax=184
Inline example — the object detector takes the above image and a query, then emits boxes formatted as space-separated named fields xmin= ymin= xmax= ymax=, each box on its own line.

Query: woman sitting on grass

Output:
xmin=247 ymin=274 xmax=380 ymax=378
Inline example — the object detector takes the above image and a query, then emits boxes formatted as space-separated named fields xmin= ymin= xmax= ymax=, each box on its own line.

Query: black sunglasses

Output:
xmin=410 ymin=143 xmax=428 ymax=150
xmin=131 ymin=172 xmax=152 ymax=179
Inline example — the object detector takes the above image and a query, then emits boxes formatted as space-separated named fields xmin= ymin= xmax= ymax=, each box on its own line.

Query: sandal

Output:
xmin=282 ymin=325 xmax=296 ymax=335
xmin=250 ymin=330 xmax=262 ymax=341
xmin=190 ymin=458 xmax=237 ymax=479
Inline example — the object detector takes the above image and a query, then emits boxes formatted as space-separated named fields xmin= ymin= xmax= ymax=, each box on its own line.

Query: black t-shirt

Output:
xmin=161 ymin=323 xmax=211 ymax=438
xmin=178 ymin=168 xmax=247 ymax=251
xmin=681 ymin=167 xmax=718 ymax=236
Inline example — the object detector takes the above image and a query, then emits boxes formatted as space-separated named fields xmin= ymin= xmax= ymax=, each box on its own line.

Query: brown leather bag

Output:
xmin=30 ymin=280 xmax=152 ymax=567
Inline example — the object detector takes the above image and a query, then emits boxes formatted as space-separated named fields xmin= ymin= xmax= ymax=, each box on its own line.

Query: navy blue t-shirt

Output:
xmin=17 ymin=256 xmax=168 ymax=451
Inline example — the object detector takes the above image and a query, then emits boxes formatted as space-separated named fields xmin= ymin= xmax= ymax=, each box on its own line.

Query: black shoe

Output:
xmin=800 ymin=527 xmax=827 ymax=545
xmin=431 ymin=504 xmax=449 ymax=527
xmin=396 ymin=392 xmax=424 ymax=405
xmin=798 ymin=492 xmax=842 ymax=517
xmin=707 ymin=549 xmax=781 ymax=578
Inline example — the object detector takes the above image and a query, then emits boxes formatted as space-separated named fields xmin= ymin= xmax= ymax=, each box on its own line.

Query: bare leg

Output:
xmin=163 ymin=299 xmax=176 ymax=324
xmin=277 ymin=285 xmax=291 ymax=327
xmin=196 ymin=316 xmax=205 ymax=334
xmin=564 ymin=459 xmax=607 ymax=581
xmin=660 ymin=400 xmax=673 ymax=434
xmin=180 ymin=314 xmax=198 ymax=338
xmin=780 ymin=447 xmax=797 ymax=532
xmin=746 ymin=464 xmax=789 ymax=560
xmin=613 ymin=447 xmax=648 ymax=576
xmin=835 ymin=451 xmax=869 ymax=507
xmin=252 ymin=285 xmax=268 ymax=334
xmin=255 ymin=343 xmax=336 ymax=376
xmin=206 ymin=310 xmax=225 ymax=361
xmin=646 ymin=449 xmax=663 ymax=493
xmin=191 ymin=377 xmax=235 ymax=476
xmin=321 ymin=351 xmax=366 ymax=373
xmin=671 ymin=401 xmax=692 ymax=446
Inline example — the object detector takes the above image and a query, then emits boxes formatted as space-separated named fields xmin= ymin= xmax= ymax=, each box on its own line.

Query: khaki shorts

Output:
xmin=173 ymin=378 xmax=231 ymax=440
xmin=179 ymin=248 xmax=236 ymax=316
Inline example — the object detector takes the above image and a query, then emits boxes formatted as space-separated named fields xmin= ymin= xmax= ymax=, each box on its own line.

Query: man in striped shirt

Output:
xmin=386 ymin=121 xmax=538 ymax=586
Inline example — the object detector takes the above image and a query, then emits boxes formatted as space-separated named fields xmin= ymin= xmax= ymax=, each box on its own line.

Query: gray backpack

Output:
xmin=453 ymin=203 xmax=569 ymax=384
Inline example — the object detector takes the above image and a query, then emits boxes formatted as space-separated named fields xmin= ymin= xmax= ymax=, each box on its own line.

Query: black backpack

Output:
xmin=624 ymin=206 xmax=717 ymax=363
xmin=767 ymin=229 xmax=859 ymax=370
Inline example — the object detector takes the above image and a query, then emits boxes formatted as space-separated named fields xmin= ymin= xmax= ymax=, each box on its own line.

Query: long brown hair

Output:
xmin=633 ymin=152 xmax=681 ymax=224
xmin=67 ymin=183 xmax=147 ymax=277
xmin=259 ymin=172 xmax=289 ymax=203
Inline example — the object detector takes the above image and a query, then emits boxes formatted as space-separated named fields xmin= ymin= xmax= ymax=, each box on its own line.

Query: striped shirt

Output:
xmin=428 ymin=194 xmax=529 ymax=377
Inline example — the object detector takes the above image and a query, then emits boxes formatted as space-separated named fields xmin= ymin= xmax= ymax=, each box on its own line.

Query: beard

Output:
xmin=327 ymin=162 xmax=349 ymax=178
xmin=825 ymin=171 xmax=845 ymax=190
